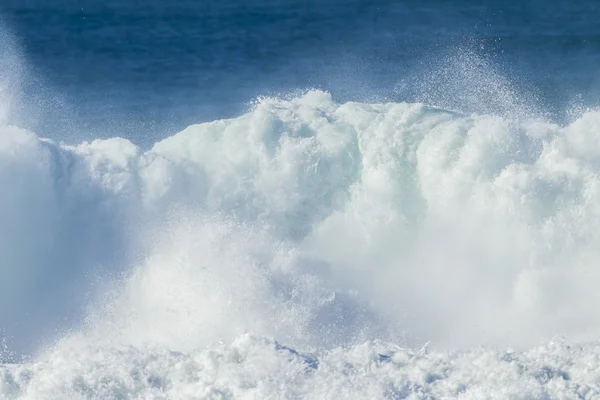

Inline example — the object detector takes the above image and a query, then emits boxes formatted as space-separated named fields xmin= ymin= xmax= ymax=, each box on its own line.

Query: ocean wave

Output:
xmin=3 ymin=90 xmax=600 ymax=397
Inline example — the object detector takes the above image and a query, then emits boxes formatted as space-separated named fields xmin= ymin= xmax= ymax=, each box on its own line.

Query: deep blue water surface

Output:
xmin=1 ymin=0 xmax=600 ymax=146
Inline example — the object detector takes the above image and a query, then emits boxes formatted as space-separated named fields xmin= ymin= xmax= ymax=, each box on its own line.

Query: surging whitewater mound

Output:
xmin=3 ymin=90 xmax=600 ymax=398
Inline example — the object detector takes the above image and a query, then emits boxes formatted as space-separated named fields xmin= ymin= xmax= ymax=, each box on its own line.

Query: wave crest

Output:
xmin=2 ymin=91 xmax=600 ymax=359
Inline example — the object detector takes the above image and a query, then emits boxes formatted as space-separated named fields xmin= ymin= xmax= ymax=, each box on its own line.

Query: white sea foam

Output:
xmin=3 ymin=91 xmax=600 ymax=398
xmin=4 ymin=335 xmax=600 ymax=399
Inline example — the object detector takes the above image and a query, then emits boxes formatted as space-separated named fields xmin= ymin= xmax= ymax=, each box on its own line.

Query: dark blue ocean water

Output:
xmin=1 ymin=0 xmax=600 ymax=147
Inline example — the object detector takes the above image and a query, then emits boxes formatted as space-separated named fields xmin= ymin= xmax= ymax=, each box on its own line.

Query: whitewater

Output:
xmin=3 ymin=88 xmax=600 ymax=398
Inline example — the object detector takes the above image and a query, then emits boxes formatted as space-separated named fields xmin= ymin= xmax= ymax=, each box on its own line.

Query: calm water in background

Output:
xmin=1 ymin=0 xmax=600 ymax=147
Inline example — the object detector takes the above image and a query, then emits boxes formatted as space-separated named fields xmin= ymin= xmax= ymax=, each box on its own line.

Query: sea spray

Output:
xmin=3 ymin=91 xmax=600 ymax=397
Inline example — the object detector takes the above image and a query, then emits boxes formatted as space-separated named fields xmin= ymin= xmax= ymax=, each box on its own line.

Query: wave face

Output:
xmin=3 ymin=91 xmax=600 ymax=397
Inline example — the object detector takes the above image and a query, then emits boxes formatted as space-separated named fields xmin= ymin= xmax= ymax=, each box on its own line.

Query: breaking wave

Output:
xmin=3 ymin=90 xmax=600 ymax=398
